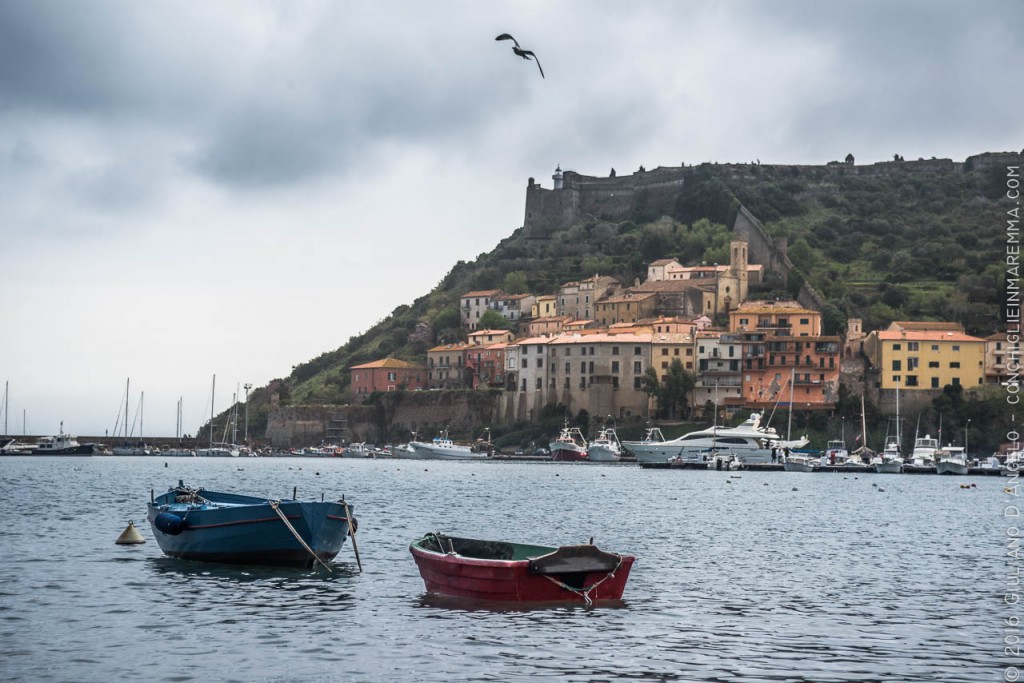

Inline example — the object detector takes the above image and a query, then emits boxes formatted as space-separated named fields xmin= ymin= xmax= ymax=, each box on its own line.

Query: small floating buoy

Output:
xmin=972 ymin=483 xmax=977 ymax=488
xmin=763 ymin=482 xmax=768 ymax=486
xmin=872 ymin=483 xmax=878 ymax=487
xmin=792 ymin=487 xmax=798 ymax=491
xmin=115 ymin=521 xmax=146 ymax=545
xmin=164 ymin=462 xmax=168 ymax=468
xmin=726 ymin=480 xmax=732 ymax=484
xmin=878 ymin=487 xmax=885 ymax=492
xmin=315 ymin=472 xmax=320 ymax=476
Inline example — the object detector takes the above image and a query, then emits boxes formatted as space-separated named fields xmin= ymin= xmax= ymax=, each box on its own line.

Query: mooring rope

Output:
xmin=541 ymin=555 xmax=623 ymax=606
xmin=269 ymin=500 xmax=333 ymax=572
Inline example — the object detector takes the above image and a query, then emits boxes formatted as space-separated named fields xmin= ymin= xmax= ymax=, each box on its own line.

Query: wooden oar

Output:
xmin=342 ymin=496 xmax=362 ymax=572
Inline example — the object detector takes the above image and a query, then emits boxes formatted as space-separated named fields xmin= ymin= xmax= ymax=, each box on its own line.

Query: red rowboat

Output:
xmin=409 ymin=533 xmax=635 ymax=604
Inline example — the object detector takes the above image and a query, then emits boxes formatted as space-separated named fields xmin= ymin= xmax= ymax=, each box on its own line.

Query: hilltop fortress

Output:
xmin=522 ymin=151 xmax=1021 ymax=239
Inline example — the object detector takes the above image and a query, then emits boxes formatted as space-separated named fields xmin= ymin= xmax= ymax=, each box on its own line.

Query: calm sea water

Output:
xmin=0 ymin=456 xmax=1008 ymax=682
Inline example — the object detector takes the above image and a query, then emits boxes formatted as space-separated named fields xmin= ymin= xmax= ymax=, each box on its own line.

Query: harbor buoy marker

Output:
xmin=115 ymin=520 xmax=146 ymax=545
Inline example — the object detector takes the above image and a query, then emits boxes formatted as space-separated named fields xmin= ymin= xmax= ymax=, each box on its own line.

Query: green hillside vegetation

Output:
xmin=224 ymin=159 xmax=1011 ymax=451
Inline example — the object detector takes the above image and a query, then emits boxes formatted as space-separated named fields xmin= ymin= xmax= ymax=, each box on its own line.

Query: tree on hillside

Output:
xmin=478 ymin=309 xmax=513 ymax=330
xmin=503 ymin=271 xmax=529 ymax=295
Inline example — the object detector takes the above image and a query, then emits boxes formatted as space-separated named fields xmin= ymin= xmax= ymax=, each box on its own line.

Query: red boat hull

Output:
xmin=550 ymin=446 xmax=587 ymax=461
xmin=410 ymin=544 xmax=634 ymax=603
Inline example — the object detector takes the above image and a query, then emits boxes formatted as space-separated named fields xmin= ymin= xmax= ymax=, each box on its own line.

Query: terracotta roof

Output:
xmin=649 ymin=258 xmax=679 ymax=266
xmin=601 ymin=291 xmax=657 ymax=304
xmin=888 ymin=320 xmax=965 ymax=332
xmin=630 ymin=280 xmax=713 ymax=293
xmin=350 ymin=357 xmax=426 ymax=370
xmin=461 ymin=289 xmax=503 ymax=298
xmin=874 ymin=330 xmax=985 ymax=343
xmin=426 ymin=342 xmax=472 ymax=353
xmin=733 ymin=300 xmax=815 ymax=314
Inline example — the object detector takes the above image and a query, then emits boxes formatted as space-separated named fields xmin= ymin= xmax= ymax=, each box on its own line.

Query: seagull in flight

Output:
xmin=495 ymin=33 xmax=544 ymax=78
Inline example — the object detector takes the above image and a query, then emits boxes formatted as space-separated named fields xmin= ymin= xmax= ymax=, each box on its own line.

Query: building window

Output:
xmin=612 ymin=361 xmax=620 ymax=373
xmin=589 ymin=361 xmax=594 ymax=373
xmin=612 ymin=346 xmax=619 ymax=355
xmin=893 ymin=375 xmax=901 ymax=383
xmin=952 ymin=377 xmax=961 ymax=386
xmin=634 ymin=347 xmax=642 ymax=355
xmin=634 ymin=377 xmax=642 ymax=389
xmin=661 ymin=362 xmax=668 ymax=369
xmin=929 ymin=361 xmax=940 ymax=368
xmin=388 ymin=372 xmax=397 ymax=381
xmin=906 ymin=375 xmax=919 ymax=387
xmin=565 ymin=362 xmax=571 ymax=373
xmin=950 ymin=361 xmax=960 ymax=368
xmin=634 ymin=361 xmax=642 ymax=373
xmin=931 ymin=377 xmax=939 ymax=388
xmin=892 ymin=343 xmax=901 ymax=351
xmin=536 ymin=358 xmax=543 ymax=368
xmin=908 ymin=342 xmax=919 ymax=351
xmin=932 ymin=345 xmax=939 ymax=351
xmin=662 ymin=348 xmax=669 ymax=356
xmin=892 ymin=360 xmax=902 ymax=371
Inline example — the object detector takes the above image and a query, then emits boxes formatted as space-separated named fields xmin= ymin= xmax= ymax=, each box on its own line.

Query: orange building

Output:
xmin=349 ymin=358 xmax=427 ymax=399
xmin=740 ymin=333 xmax=841 ymax=407
xmin=729 ymin=300 xmax=821 ymax=337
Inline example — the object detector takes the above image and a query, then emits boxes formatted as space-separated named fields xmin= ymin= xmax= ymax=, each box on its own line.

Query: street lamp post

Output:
xmin=243 ymin=383 xmax=252 ymax=446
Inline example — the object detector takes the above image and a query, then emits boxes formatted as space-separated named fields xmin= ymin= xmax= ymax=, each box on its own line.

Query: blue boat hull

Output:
xmin=146 ymin=485 xmax=354 ymax=569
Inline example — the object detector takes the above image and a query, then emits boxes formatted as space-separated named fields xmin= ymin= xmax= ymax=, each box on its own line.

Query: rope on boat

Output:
xmin=269 ymin=500 xmax=333 ymax=573
xmin=541 ymin=554 xmax=623 ymax=607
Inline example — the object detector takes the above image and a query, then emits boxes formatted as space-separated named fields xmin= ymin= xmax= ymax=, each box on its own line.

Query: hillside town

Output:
xmin=348 ymin=238 xmax=1007 ymax=424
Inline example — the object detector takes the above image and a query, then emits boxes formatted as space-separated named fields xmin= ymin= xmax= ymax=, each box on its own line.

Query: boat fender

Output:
xmin=154 ymin=512 xmax=186 ymax=535
xmin=349 ymin=517 xmax=359 ymax=535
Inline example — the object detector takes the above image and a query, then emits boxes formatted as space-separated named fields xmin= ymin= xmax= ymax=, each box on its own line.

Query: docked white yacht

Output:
xmin=783 ymin=452 xmax=820 ymax=472
xmin=908 ymin=434 xmax=940 ymax=468
xmin=935 ymin=445 xmax=969 ymax=475
xmin=872 ymin=436 xmax=903 ymax=473
xmin=622 ymin=412 xmax=808 ymax=465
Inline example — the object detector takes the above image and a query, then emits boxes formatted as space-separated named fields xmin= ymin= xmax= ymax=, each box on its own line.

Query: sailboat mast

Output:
xmin=3 ymin=380 xmax=7 ymax=437
xmin=140 ymin=391 xmax=144 ymax=444
xmin=787 ymin=369 xmax=795 ymax=441
xmin=861 ymin=394 xmax=868 ymax=451
xmin=210 ymin=374 xmax=216 ymax=448
xmin=125 ymin=378 xmax=130 ymax=441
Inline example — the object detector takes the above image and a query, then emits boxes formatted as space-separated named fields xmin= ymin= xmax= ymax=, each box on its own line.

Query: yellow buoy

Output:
xmin=115 ymin=520 xmax=146 ymax=545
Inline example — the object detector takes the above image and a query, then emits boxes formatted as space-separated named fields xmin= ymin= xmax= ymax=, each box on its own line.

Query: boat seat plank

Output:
xmin=528 ymin=545 xmax=621 ymax=575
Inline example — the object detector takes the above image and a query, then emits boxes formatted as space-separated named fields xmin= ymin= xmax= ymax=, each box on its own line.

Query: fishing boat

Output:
xmin=408 ymin=430 xmax=490 ymax=460
xmin=935 ymin=445 xmax=970 ymax=475
xmin=409 ymin=532 xmax=634 ymax=604
xmin=586 ymin=427 xmax=622 ymax=462
xmin=549 ymin=422 xmax=588 ymax=461
xmin=30 ymin=423 xmax=95 ymax=455
xmin=147 ymin=480 xmax=356 ymax=569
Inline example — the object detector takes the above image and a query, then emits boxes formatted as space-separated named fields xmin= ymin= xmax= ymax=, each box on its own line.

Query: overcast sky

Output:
xmin=2 ymin=0 xmax=1021 ymax=439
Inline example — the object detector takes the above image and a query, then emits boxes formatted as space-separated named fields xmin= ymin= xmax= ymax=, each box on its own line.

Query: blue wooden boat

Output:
xmin=146 ymin=481 xmax=356 ymax=569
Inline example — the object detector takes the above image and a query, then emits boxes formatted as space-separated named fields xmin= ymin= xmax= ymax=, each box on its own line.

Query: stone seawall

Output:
xmin=264 ymin=391 xmax=504 ymax=446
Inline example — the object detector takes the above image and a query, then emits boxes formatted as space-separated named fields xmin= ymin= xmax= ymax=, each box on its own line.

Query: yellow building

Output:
xmin=862 ymin=329 xmax=986 ymax=390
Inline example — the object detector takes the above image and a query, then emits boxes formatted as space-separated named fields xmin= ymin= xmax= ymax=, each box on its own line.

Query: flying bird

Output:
xmin=495 ymin=33 xmax=544 ymax=78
